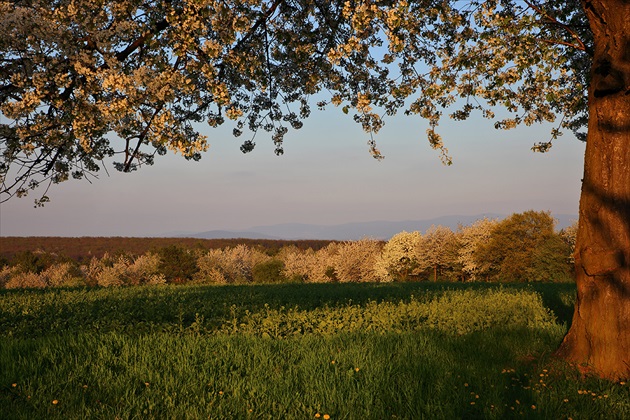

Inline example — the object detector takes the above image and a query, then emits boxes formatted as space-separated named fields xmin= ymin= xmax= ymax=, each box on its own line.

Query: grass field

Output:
xmin=1 ymin=282 xmax=628 ymax=419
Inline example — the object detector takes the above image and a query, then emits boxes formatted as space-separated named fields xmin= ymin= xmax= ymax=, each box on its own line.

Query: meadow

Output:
xmin=1 ymin=282 xmax=628 ymax=419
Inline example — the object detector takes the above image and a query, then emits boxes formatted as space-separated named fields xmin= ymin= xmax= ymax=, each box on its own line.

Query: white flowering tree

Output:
xmin=196 ymin=244 xmax=268 ymax=284
xmin=559 ymin=220 xmax=578 ymax=265
xmin=416 ymin=225 xmax=458 ymax=282
xmin=457 ymin=218 xmax=500 ymax=282
xmin=375 ymin=230 xmax=422 ymax=281
xmin=333 ymin=238 xmax=383 ymax=283
xmin=1 ymin=0 xmax=629 ymax=379
xmin=278 ymin=245 xmax=312 ymax=283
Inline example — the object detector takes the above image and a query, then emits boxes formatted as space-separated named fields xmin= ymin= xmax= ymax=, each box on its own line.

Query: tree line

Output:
xmin=1 ymin=211 xmax=576 ymax=289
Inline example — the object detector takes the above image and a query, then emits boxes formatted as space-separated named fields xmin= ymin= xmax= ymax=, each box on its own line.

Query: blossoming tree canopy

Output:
xmin=1 ymin=0 xmax=588 ymax=203
xmin=1 ymin=1 xmax=629 ymax=379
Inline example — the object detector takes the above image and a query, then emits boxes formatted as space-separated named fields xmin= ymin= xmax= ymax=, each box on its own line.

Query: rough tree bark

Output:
xmin=555 ymin=0 xmax=630 ymax=380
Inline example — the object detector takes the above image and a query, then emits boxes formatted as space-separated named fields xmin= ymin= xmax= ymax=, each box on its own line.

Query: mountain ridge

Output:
xmin=173 ymin=213 xmax=578 ymax=241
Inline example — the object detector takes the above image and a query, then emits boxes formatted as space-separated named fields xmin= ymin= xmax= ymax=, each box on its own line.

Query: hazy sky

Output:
xmin=1 ymin=106 xmax=586 ymax=237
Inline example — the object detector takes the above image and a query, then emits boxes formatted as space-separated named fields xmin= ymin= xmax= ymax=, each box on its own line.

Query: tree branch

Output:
xmin=523 ymin=0 xmax=591 ymax=55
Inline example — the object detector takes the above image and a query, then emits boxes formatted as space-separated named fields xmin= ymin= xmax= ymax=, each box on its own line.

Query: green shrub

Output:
xmin=252 ymin=259 xmax=289 ymax=284
xmin=527 ymin=235 xmax=573 ymax=282
xmin=10 ymin=251 xmax=54 ymax=274
xmin=222 ymin=288 xmax=562 ymax=338
xmin=155 ymin=245 xmax=199 ymax=283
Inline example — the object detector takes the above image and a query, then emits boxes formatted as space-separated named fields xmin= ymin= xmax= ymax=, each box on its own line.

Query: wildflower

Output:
xmin=145 ymin=382 xmax=150 ymax=387
xmin=470 ymin=402 xmax=475 ymax=405
xmin=11 ymin=383 xmax=17 ymax=387
xmin=219 ymin=391 xmax=224 ymax=395
xmin=323 ymin=415 xmax=330 ymax=420
xmin=315 ymin=414 xmax=321 ymax=419
xmin=52 ymin=400 xmax=59 ymax=405
xmin=531 ymin=405 xmax=536 ymax=410
xmin=563 ymin=399 xmax=569 ymax=402
xmin=355 ymin=367 xmax=360 ymax=372
xmin=464 ymin=383 xmax=469 ymax=387
xmin=331 ymin=360 xmax=336 ymax=365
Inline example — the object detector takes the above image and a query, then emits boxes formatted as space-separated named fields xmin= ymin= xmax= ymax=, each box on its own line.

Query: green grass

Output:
xmin=1 ymin=282 xmax=628 ymax=419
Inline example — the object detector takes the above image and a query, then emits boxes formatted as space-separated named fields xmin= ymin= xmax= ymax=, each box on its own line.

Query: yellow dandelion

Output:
xmin=315 ymin=414 xmax=321 ymax=419
xmin=604 ymin=394 xmax=609 ymax=398
xmin=531 ymin=405 xmax=536 ymax=410
xmin=323 ymin=415 xmax=330 ymax=420
xmin=620 ymin=381 xmax=626 ymax=385
xmin=563 ymin=399 xmax=569 ymax=402
xmin=464 ymin=383 xmax=468 ymax=387
xmin=145 ymin=382 xmax=150 ymax=387
xmin=331 ymin=360 xmax=336 ymax=364
xmin=11 ymin=383 xmax=17 ymax=387
xmin=219 ymin=391 xmax=224 ymax=395
xmin=52 ymin=400 xmax=59 ymax=405
xmin=355 ymin=367 xmax=360 ymax=372
xmin=470 ymin=402 xmax=475 ymax=405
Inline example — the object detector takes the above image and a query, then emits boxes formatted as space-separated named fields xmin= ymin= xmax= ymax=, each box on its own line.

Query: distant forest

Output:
xmin=0 ymin=237 xmax=337 ymax=261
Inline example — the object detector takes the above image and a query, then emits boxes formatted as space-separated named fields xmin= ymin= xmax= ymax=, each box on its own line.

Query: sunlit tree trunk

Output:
xmin=556 ymin=0 xmax=630 ymax=380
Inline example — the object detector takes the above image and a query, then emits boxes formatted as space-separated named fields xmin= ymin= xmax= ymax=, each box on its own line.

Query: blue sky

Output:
xmin=0 ymin=106 xmax=585 ymax=237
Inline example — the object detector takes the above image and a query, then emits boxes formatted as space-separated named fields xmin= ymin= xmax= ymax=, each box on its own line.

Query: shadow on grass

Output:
xmin=2 ymin=324 xmax=619 ymax=419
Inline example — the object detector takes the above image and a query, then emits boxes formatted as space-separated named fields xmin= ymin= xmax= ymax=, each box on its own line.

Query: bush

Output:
xmin=332 ymin=239 xmax=383 ymax=283
xmin=5 ymin=271 xmax=48 ymax=289
xmin=10 ymin=251 xmax=54 ymax=274
xmin=195 ymin=245 xmax=269 ymax=284
xmin=222 ymin=288 xmax=561 ymax=338
xmin=42 ymin=262 xmax=85 ymax=287
xmin=527 ymin=235 xmax=573 ymax=282
xmin=252 ymin=259 xmax=289 ymax=284
xmin=156 ymin=245 xmax=199 ymax=283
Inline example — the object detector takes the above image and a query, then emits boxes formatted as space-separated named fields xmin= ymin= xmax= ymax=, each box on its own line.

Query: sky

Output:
xmin=0 ymin=106 xmax=586 ymax=237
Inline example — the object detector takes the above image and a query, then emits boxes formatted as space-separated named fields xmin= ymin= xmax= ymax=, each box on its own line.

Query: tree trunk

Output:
xmin=555 ymin=0 xmax=630 ymax=381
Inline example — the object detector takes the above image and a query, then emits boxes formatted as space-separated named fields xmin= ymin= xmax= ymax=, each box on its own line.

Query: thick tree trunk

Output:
xmin=555 ymin=0 xmax=630 ymax=380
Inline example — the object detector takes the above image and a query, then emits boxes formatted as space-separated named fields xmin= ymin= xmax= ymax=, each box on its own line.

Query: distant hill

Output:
xmin=179 ymin=213 xmax=578 ymax=241
xmin=176 ymin=230 xmax=280 ymax=240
